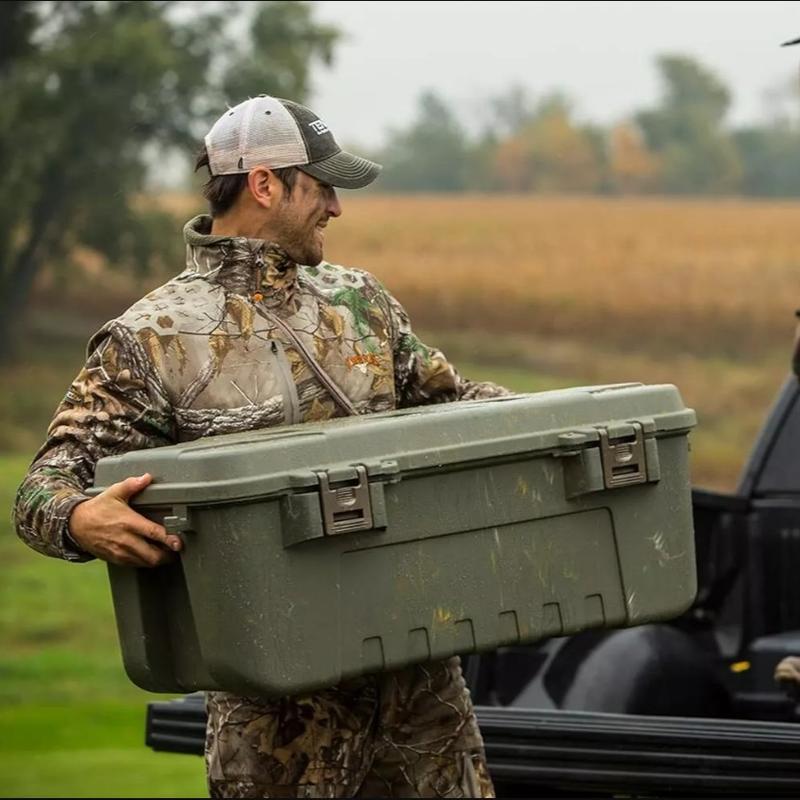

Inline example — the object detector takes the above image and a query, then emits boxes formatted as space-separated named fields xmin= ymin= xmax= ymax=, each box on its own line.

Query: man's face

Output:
xmin=271 ymin=171 xmax=342 ymax=266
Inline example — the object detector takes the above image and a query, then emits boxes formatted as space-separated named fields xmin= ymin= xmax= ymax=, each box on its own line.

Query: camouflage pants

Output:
xmin=205 ymin=656 xmax=494 ymax=798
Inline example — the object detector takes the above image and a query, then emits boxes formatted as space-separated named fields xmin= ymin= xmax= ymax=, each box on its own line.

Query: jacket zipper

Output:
xmin=254 ymin=305 xmax=358 ymax=417
xmin=270 ymin=339 xmax=301 ymax=425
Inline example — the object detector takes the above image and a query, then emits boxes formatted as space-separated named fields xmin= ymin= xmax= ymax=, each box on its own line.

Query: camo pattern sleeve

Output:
xmin=13 ymin=323 xmax=175 ymax=562
xmin=381 ymin=287 xmax=512 ymax=407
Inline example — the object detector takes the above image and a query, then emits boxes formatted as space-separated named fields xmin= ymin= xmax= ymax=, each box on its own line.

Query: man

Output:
xmin=14 ymin=94 xmax=507 ymax=798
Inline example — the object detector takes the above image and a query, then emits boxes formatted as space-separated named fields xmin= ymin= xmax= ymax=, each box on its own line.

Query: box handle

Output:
xmin=163 ymin=505 xmax=192 ymax=534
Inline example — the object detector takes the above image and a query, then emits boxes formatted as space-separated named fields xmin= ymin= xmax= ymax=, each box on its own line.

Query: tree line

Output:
xmin=373 ymin=56 xmax=800 ymax=197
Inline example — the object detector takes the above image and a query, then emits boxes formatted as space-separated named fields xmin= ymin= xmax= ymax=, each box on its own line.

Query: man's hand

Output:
xmin=68 ymin=473 xmax=183 ymax=567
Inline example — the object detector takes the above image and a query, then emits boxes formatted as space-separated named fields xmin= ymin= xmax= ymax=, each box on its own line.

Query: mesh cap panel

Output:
xmin=205 ymin=96 xmax=308 ymax=175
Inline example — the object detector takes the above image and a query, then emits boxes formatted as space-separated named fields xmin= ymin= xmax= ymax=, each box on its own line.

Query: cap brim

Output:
xmin=782 ymin=37 xmax=800 ymax=46
xmin=299 ymin=150 xmax=382 ymax=189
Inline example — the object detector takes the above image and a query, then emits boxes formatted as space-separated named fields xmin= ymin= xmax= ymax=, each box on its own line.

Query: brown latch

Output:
xmin=598 ymin=424 xmax=647 ymax=489
xmin=317 ymin=466 xmax=374 ymax=536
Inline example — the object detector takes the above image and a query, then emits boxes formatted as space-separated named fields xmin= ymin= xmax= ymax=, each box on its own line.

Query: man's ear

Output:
xmin=247 ymin=167 xmax=282 ymax=210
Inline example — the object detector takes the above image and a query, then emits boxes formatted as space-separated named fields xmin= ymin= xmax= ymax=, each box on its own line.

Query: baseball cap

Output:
xmin=204 ymin=95 xmax=381 ymax=189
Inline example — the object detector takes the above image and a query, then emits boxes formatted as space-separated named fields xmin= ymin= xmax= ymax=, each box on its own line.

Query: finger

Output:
xmin=117 ymin=532 xmax=175 ymax=568
xmin=123 ymin=508 xmax=183 ymax=552
xmin=107 ymin=473 xmax=153 ymax=503
xmin=98 ymin=540 xmax=152 ymax=569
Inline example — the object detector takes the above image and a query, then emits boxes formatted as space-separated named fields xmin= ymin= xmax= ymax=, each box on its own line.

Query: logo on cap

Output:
xmin=309 ymin=119 xmax=330 ymax=136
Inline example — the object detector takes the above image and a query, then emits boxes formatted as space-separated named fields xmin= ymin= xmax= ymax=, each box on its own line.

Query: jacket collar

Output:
xmin=183 ymin=215 xmax=298 ymax=306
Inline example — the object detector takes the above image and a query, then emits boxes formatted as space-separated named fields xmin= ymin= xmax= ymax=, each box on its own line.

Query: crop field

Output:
xmin=327 ymin=195 xmax=800 ymax=352
xmin=336 ymin=196 xmax=800 ymax=488
xmin=4 ymin=194 xmax=800 ymax=796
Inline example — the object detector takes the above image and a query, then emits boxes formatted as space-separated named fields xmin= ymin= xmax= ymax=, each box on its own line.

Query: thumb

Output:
xmin=108 ymin=473 xmax=153 ymax=503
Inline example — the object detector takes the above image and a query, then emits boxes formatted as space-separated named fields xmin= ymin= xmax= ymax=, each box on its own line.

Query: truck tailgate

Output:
xmin=146 ymin=696 xmax=800 ymax=796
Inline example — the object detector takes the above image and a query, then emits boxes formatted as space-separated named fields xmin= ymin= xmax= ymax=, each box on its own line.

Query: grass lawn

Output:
xmin=0 ymin=703 xmax=206 ymax=798
xmin=0 ymin=454 xmax=205 ymax=798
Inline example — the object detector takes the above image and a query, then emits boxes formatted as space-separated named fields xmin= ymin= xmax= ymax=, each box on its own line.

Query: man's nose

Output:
xmin=327 ymin=190 xmax=342 ymax=218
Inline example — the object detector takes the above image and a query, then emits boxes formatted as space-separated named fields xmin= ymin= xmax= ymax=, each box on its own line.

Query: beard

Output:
xmin=286 ymin=231 xmax=324 ymax=266
xmin=272 ymin=204 xmax=325 ymax=266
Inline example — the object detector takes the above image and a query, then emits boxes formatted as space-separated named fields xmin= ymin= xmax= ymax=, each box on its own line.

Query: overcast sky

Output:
xmin=306 ymin=1 xmax=800 ymax=150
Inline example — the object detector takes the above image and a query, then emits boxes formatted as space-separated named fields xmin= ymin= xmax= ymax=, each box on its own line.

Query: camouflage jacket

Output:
xmin=15 ymin=214 xmax=508 ymax=561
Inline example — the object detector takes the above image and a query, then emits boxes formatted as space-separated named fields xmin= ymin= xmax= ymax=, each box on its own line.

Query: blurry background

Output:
xmin=2 ymin=1 xmax=800 ymax=795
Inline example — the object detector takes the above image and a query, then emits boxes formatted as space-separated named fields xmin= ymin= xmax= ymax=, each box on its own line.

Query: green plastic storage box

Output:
xmin=92 ymin=383 xmax=697 ymax=696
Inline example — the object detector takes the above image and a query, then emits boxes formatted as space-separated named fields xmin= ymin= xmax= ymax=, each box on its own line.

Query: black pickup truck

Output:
xmin=145 ymin=370 xmax=800 ymax=797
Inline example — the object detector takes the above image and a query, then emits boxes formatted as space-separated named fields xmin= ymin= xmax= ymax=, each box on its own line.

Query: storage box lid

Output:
xmin=92 ymin=383 xmax=695 ymax=506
